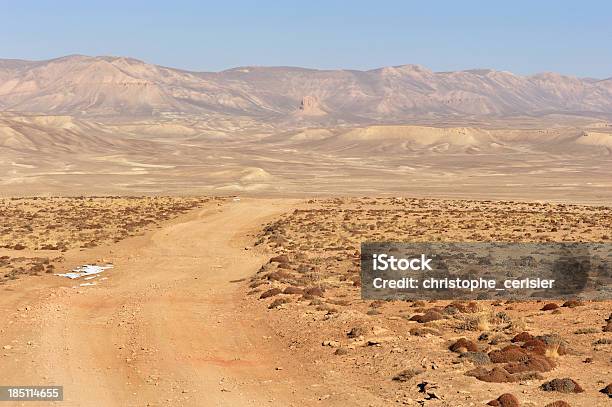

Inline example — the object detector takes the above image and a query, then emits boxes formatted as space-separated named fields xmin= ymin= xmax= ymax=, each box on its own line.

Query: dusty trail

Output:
xmin=0 ymin=199 xmax=370 ymax=406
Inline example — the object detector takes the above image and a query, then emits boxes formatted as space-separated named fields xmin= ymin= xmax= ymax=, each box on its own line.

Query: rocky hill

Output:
xmin=1 ymin=55 xmax=611 ymax=122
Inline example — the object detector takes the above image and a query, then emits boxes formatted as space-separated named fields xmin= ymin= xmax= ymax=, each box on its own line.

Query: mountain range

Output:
xmin=1 ymin=55 xmax=611 ymax=122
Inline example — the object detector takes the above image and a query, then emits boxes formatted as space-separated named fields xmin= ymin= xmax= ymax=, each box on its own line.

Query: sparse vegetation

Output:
xmin=0 ymin=196 xmax=217 ymax=283
xmin=249 ymin=197 xmax=611 ymax=405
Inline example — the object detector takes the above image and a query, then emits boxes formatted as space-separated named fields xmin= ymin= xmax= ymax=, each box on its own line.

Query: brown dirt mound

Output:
xmin=511 ymin=332 xmax=534 ymax=343
xmin=410 ymin=309 xmax=444 ymax=323
xmin=489 ymin=345 xmax=529 ymax=363
xmin=541 ymin=303 xmax=559 ymax=311
xmin=269 ymin=255 xmax=289 ymax=263
xmin=283 ymin=286 xmax=304 ymax=295
xmin=260 ymin=287 xmax=282 ymax=299
xmin=449 ymin=338 xmax=479 ymax=353
xmin=466 ymin=367 xmax=517 ymax=383
xmin=487 ymin=393 xmax=520 ymax=407
xmin=521 ymin=338 xmax=547 ymax=355
xmin=540 ymin=378 xmax=584 ymax=393
xmin=503 ymin=354 xmax=556 ymax=373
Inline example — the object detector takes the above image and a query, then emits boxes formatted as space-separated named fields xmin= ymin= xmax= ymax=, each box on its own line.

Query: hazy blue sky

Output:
xmin=1 ymin=1 xmax=610 ymax=78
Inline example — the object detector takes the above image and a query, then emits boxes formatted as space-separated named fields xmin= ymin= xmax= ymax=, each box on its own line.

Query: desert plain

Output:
xmin=0 ymin=56 xmax=611 ymax=406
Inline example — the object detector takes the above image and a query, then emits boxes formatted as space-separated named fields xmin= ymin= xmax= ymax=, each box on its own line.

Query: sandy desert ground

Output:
xmin=250 ymin=197 xmax=612 ymax=406
xmin=0 ymin=197 xmax=610 ymax=406
xmin=1 ymin=113 xmax=611 ymax=203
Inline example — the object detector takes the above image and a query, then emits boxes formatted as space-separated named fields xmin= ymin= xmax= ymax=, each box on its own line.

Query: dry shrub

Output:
xmin=457 ymin=311 xmax=493 ymax=331
xmin=508 ymin=317 xmax=527 ymax=332
xmin=541 ymin=378 xmax=584 ymax=393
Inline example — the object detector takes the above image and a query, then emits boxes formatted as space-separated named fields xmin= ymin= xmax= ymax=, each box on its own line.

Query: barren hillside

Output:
xmin=1 ymin=56 xmax=612 ymax=122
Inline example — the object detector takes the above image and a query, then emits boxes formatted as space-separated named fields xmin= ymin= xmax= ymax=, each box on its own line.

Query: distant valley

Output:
xmin=0 ymin=55 xmax=611 ymax=201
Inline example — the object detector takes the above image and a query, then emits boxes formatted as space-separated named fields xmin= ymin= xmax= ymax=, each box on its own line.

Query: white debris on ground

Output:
xmin=56 ymin=264 xmax=113 ymax=280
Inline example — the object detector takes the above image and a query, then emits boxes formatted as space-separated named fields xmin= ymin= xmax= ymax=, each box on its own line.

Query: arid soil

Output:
xmin=2 ymin=113 xmax=611 ymax=203
xmin=0 ymin=198 xmax=385 ymax=407
xmin=0 ymin=197 xmax=610 ymax=406
xmin=0 ymin=197 xmax=214 ymax=284
xmin=249 ymin=198 xmax=612 ymax=406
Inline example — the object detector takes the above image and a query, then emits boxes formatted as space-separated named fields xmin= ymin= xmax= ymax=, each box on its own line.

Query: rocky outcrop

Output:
xmin=298 ymin=95 xmax=327 ymax=116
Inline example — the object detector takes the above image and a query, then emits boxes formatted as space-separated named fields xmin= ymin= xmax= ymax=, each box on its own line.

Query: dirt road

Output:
xmin=0 ymin=199 xmax=372 ymax=406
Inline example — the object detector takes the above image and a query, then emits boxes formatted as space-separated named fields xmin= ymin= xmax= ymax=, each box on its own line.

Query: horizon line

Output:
xmin=1 ymin=53 xmax=609 ymax=81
